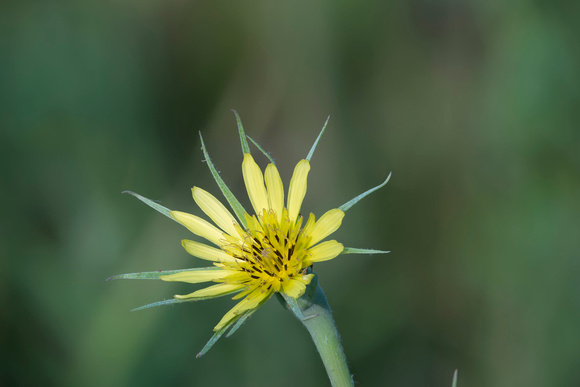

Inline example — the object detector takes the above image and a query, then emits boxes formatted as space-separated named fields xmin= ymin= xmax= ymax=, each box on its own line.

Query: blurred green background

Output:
xmin=2 ymin=0 xmax=579 ymax=386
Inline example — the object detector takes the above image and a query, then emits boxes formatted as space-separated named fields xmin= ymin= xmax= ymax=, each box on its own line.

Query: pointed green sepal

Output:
xmin=105 ymin=266 xmax=222 ymax=282
xmin=231 ymin=109 xmax=250 ymax=155
xmin=131 ymin=298 xmax=193 ymax=311
xmin=199 ymin=132 xmax=248 ymax=228
xmin=226 ymin=294 xmax=270 ymax=338
xmin=280 ymin=292 xmax=306 ymax=320
xmin=452 ymin=370 xmax=458 ymax=387
xmin=197 ymin=316 xmax=241 ymax=358
xmin=338 ymin=172 xmax=392 ymax=212
xmin=197 ymin=327 xmax=227 ymax=358
xmin=247 ymin=135 xmax=276 ymax=165
xmin=106 ymin=267 xmax=220 ymax=282
xmin=123 ymin=191 xmax=176 ymax=222
xmin=199 ymin=296 xmax=267 ymax=356
xmin=225 ymin=309 xmax=255 ymax=338
xmin=306 ymin=115 xmax=330 ymax=162
xmin=341 ymin=247 xmax=390 ymax=255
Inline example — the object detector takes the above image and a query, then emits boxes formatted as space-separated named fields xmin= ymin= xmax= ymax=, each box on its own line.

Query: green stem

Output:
xmin=294 ymin=280 xmax=353 ymax=387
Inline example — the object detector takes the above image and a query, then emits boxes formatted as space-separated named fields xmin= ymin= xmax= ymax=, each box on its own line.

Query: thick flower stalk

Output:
xmin=110 ymin=112 xmax=390 ymax=385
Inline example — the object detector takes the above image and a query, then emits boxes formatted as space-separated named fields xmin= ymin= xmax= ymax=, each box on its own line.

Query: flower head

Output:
xmin=164 ymin=153 xmax=346 ymax=331
xmin=112 ymin=112 xmax=390 ymax=356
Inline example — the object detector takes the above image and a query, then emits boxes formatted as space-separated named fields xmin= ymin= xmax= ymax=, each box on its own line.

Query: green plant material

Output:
xmin=232 ymin=109 xmax=250 ymax=155
xmin=197 ymin=323 xmax=230 ymax=358
xmin=106 ymin=267 xmax=221 ymax=282
xmin=199 ymin=132 xmax=248 ymax=228
xmin=198 ymin=305 xmax=270 ymax=357
xmin=131 ymin=298 xmax=193 ymax=311
xmin=280 ymin=292 xmax=306 ymax=320
xmin=452 ymin=369 xmax=458 ymax=387
xmin=131 ymin=284 xmax=244 ymax=312
xmin=225 ymin=309 xmax=255 ymax=338
xmin=306 ymin=115 xmax=330 ymax=162
xmin=338 ymin=172 xmax=392 ymax=212
xmin=247 ymin=135 xmax=276 ymax=165
xmin=123 ymin=191 xmax=176 ymax=222
xmin=341 ymin=247 xmax=390 ymax=255
xmin=290 ymin=277 xmax=353 ymax=387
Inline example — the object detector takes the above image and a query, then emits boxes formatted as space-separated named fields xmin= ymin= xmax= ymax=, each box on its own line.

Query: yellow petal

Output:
xmin=242 ymin=154 xmax=269 ymax=215
xmin=171 ymin=211 xmax=225 ymax=246
xmin=222 ymin=271 xmax=252 ymax=284
xmin=181 ymin=239 xmax=237 ymax=263
xmin=309 ymin=240 xmax=344 ymax=262
xmin=308 ymin=209 xmax=345 ymax=247
xmin=160 ymin=269 xmax=234 ymax=284
xmin=192 ymin=187 xmax=239 ymax=237
xmin=287 ymin=159 xmax=310 ymax=222
xmin=265 ymin=163 xmax=284 ymax=222
xmin=282 ymin=274 xmax=314 ymax=298
xmin=282 ymin=279 xmax=306 ymax=298
xmin=240 ymin=288 xmax=271 ymax=311
xmin=213 ymin=289 xmax=271 ymax=331
xmin=174 ymin=283 xmax=245 ymax=299
xmin=300 ymin=213 xmax=316 ymax=239
xmin=232 ymin=285 xmax=255 ymax=300
xmin=214 ymin=308 xmax=238 ymax=331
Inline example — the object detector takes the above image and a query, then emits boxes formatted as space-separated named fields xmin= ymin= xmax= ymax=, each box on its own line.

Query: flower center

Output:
xmin=219 ymin=208 xmax=312 ymax=291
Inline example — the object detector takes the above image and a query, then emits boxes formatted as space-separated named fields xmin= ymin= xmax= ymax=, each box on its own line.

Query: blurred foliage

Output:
xmin=1 ymin=0 xmax=579 ymax=386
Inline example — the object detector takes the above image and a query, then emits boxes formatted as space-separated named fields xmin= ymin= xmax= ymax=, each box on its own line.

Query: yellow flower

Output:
xmin=162 ymin=154 xmax=346 ymax=331
xmin=113 ymin=112 xmax=390 ymax=356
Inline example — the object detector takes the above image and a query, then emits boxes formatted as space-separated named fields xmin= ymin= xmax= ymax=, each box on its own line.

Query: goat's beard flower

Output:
xmin=163 ymin=154 xmax=345 ymax=331
xmin=112 ymin=113 xmax=390 ymax=356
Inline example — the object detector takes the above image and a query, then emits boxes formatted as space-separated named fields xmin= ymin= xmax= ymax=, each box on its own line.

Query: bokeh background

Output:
xmin=2 ymin=0 xmax=579 ymax=386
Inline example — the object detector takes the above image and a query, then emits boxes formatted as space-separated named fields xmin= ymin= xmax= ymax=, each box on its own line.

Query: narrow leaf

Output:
xmin=199 ymin=132 xmax=248 ymax=228
xmin=247 ymin=135 xmax=276 ymax=165
xmin=452 ymin=369 xmax=458 ymax=387
xmin=306 ymin=115 xmax=330 ymax=162
xmin=338 ymin=172 xmax=392 ymax=212
xmin=131 ymin=298 xmax=193 ymax=311
xmin=231 ymin=109 xmax=250 ymax=155
xmin=131 ymin=285 xmax=243 ymax=312
xmin=197 ymin=318 xmax=238 ymax=358
xmin=342 ymin=247 xmax=390 ymax=255
xmin=226 ymin=309 xmax=255 ymax=338
xmin=280 ymin=292 xmax=305 ymax=320
xmin=123 ymin=191 xmax=176 ymax=222
xmin=106 ymin=267 xmax=221 ymax=282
